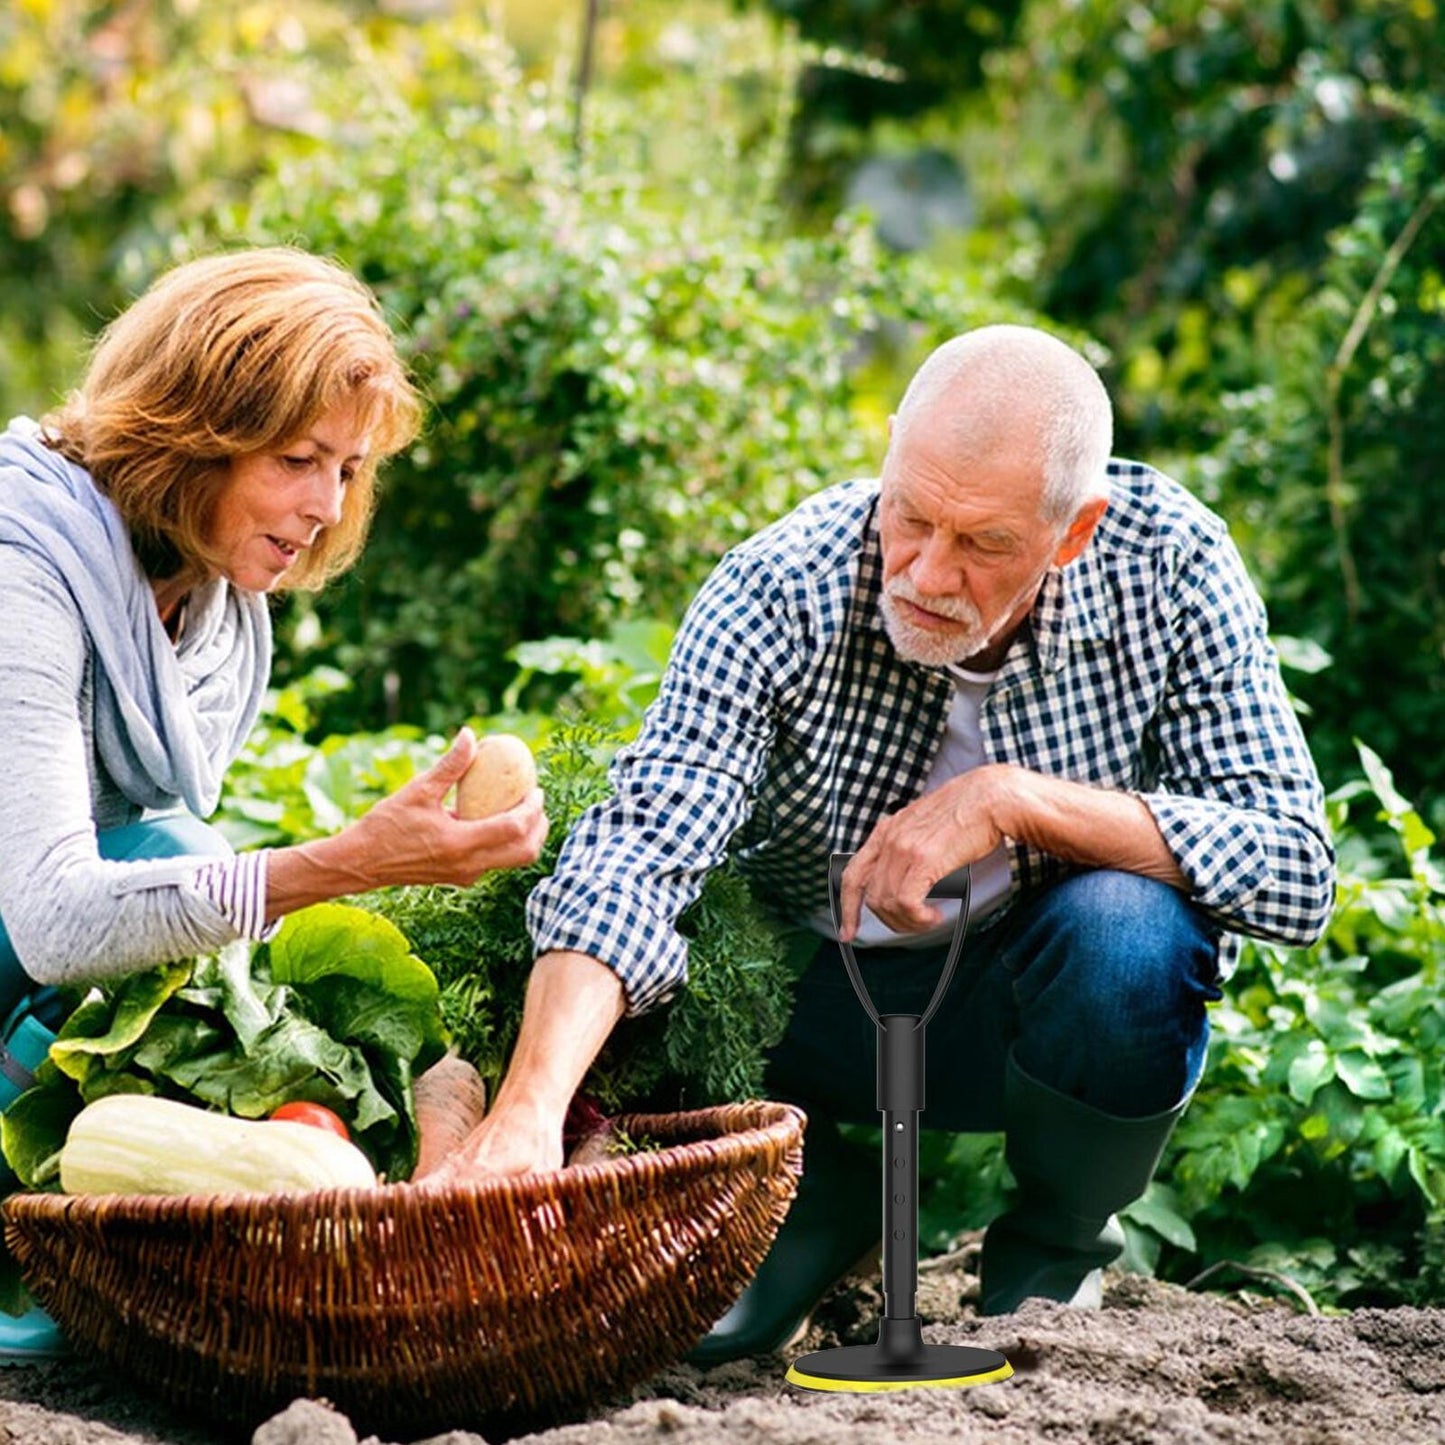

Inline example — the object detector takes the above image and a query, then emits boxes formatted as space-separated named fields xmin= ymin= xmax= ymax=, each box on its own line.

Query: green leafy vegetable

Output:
xmin=1 ymin=905 xmax=447 ymax=1189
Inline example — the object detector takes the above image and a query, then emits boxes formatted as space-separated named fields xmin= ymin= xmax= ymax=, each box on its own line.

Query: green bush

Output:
xmin=1197 ymin=109 xmax=1445 ymax=813
xmin=1151 ymin=745 xmax=1445 ymax=1307
xmin=203 ymin=34 xmax=1015 ymax=734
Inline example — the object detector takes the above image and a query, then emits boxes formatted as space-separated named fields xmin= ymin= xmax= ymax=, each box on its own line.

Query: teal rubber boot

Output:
xmin=0 ymin=1304 xmax=67 ymax=1364
xmin=687 ymin=1119 xmax=880 ymax=1364
xmin=0 ymin=990 xmax=69 ymax=1362
xmin=980 ymin=1053 xmax=1189 ymax=1316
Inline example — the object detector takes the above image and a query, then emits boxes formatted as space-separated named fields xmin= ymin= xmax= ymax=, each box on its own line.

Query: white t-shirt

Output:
xmin=809 ymin=662 xmax=1012 ymax=948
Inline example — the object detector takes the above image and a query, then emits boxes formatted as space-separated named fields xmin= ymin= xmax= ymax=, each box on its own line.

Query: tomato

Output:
xmin=269 ymin=1101 xmax=350 ymax=1141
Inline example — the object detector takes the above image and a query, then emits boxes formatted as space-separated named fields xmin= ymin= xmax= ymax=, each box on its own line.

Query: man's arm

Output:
xmin=421 ymin=950 xmax=625 ymax=1180
xmin=428 ymin=549 xmax=807 ymax=1179
xmin=839 ymin=763 xmax=1185 ymax=937
xmin=846 ymin=512 xmax=1334 ymax=947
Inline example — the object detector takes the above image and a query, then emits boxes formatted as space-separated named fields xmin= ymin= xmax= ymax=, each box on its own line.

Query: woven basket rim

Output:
xmin=3 ymin=1097 xmax=806 ymax=1224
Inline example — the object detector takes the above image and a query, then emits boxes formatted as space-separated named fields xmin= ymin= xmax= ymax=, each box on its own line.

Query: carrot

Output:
xmin=410 ymin=1052 xmax=488 ymax=1181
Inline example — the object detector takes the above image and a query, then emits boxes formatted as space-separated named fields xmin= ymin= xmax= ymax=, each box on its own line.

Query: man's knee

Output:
xmin=1007 ymin=870 xmax=1219 ymax=1035
xmin=1003 ymin=870 xmax=1219 ymax=1113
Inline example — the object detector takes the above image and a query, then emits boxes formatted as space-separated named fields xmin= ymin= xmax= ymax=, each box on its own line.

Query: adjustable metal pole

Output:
xmin=878 ymin=1015 xmax=924 ymax=1321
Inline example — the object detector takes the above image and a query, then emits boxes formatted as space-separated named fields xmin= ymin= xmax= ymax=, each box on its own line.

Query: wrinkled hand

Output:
xmin=350 ymin=729 xmax=549 ymax=889
xmin=839 ymin=765 xmax=1017 ymax=939
xmin=417 ymin=1096 xmax=564 ymax=1185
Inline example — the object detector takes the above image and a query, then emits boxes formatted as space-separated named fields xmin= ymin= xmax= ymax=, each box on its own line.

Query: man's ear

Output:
xmin=1052 ymin=497 xmax=1108 ymax=567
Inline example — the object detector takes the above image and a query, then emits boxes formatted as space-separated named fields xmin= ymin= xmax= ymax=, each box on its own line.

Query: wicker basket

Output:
xmin=3 ymin=1100 xmax=804 ymax=1437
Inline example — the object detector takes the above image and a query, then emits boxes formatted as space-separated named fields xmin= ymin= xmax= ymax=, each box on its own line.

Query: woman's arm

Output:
xmin=262 ymin=729 xmax=548 ymax=921
xmin=0 ymin=552 xmax=547 ymax=984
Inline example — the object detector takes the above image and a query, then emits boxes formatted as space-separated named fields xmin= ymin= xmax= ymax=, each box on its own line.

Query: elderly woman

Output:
xmin=0 ymin=249 xmax=546 ymax=1353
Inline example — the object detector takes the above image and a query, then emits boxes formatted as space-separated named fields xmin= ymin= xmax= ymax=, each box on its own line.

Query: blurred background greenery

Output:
xmin=5 ymin=0 xmax=1445 ymax=1308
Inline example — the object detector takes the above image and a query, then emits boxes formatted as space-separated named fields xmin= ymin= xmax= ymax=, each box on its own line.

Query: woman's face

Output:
xmin=208 ymin=402 xmax=370 ymax=592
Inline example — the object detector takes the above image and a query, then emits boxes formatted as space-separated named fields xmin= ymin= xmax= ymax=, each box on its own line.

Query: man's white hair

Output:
xmin=893 ymin=325 xmax=1113 ymax=525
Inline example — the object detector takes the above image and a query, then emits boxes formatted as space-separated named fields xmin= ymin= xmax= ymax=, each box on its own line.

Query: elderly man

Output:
xmin=434 ymin=325 xmax=1334 ymax=1358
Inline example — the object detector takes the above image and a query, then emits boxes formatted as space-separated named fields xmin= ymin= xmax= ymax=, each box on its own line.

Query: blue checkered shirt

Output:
xmin=527 ymin=463 xmax=1335 ymax=1015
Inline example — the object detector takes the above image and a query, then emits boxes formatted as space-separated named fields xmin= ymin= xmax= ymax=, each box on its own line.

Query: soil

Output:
xmin=2 ymin=1254 xmax=1442 ymax=1445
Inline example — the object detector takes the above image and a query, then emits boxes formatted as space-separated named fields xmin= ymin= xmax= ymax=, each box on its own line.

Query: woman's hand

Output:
xmin=349 ymin=728 xmax=549 ymax=887
xmin=263 ymin=729 xmax=549 ymax=920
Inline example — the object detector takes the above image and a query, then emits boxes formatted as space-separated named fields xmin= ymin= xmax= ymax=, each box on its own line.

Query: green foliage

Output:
xmin=1148 ymin=745 xmax=1445 ymax=1307
xmin=0 ymin=0 xmax=451 ymax=420
xmin=998 ymin=0 xmax=1443 ymax=442
xmin=196 ymin=27 xmax=1006 ymax=734
xmin=748 ymin=0 xmax=1025 ymax=182
xmin=1200 ymin=106 xmax=1445 ymax=808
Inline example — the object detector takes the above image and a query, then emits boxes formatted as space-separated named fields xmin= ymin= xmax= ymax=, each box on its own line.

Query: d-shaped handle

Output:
xmin=827 ymin=854 xmax=972 ymax=903
xmin=826 ymin=852 xmax=972 ymax=1032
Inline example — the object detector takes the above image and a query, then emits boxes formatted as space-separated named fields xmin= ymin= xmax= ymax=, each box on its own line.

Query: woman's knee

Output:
xmin=97 ymin=814 xmax=233 ymax=864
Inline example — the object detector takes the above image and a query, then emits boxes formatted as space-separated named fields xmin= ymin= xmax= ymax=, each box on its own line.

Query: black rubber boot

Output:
xmin=980 ymin=1053 xmax=1189 ymax=1316
xmin=687 ymin=1119 xmax=880 ymax=1364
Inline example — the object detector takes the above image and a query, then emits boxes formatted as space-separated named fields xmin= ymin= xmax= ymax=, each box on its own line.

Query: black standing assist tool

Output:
xmin=786 ymin=854 xmax=1012 ymax=1394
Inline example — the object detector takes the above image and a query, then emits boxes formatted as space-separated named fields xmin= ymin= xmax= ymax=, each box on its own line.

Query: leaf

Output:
xmin=1287 ymin=1042 xmax=1336 ymax=1105
xmin=1123 ymin=1183 xmax=1198 ymax=1251
xmin=161 ymin=1011 xmax=397 ymax=1131
xmin=1357 ymin=741 xmax=1412 ymax=817
xmin=0 ymin=1069 xmax=81 ymax=1189
xmin=1335 ymin=1050 xmax=1393 ymax=1101
xmin=1407 ymin=1147 xmax=1445 ymax=1208
xmin=1273 ymin=634 xmax=1332 ymax=673
xmin=1372 ymin=1125 xmax=1409 ymax=1184
xmin=48 ymin=963 xmax=192 ymax=1082
xmin=269 ymin=903 xmax=441 ymax=1008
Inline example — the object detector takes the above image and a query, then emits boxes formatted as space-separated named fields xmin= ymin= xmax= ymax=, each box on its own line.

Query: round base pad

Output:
xmin=787 ymin=1342 xmax=1012 ymax=1394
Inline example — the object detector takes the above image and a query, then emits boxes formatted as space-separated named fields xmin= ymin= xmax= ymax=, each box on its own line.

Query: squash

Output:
xmin=58 ymin=1094 xmax=378 ymax=1197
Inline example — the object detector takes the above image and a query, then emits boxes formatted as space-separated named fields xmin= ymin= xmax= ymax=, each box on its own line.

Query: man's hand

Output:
xmin=420 ymin=1094 xmax=564 ymax=1182
xmin=416 ymin=950 xmax=626 ymax=1185
xmin=839 ymin=765 xmax=1014 ymax=938
xmin=838 ymin=763 xmax=1188 ymax=940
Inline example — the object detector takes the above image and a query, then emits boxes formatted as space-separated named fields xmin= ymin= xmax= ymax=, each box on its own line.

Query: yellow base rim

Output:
xmin=785 ymin=1360 xmax=1014 ymax=1393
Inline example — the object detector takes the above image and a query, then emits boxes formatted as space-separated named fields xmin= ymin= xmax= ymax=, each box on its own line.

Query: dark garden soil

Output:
xmin=2 ymin=1253 xmax=1442 ymax=1445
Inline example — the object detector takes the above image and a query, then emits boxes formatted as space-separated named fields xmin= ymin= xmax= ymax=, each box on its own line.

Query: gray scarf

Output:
xmin=0 ymin=418 xmax=271 ymax=817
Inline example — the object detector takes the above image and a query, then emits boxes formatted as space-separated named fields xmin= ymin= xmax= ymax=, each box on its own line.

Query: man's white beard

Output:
xmin=880 ymin=567 xmax=1052 ymax=668
xmin=880 ymin=577 xmax=991 ymax=666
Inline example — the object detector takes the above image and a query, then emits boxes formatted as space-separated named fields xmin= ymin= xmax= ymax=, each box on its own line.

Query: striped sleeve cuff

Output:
xmin=191 ymin=852 xmax=279 ymax=942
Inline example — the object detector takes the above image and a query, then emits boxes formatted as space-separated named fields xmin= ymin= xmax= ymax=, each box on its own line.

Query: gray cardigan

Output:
xmin=0 ymin=549 xmax=246 ymax=986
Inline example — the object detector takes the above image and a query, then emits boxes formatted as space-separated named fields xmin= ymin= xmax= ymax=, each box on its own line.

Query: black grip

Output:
xmin=829 ymin=854 xmax=971 ymax=901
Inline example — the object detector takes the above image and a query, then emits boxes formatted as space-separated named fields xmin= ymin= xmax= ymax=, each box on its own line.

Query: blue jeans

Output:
xmin=0 ymin=814 xmax=231 ymax=1021
xmin=765 ymin=870 xmax=1222 ymax=1126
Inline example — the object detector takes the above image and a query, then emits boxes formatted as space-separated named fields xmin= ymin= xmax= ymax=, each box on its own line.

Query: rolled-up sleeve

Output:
xmin=1137 ymin=533 xmax=1335 ymax=946
xmin=527 ymin=552 xmax=801 ymax=1015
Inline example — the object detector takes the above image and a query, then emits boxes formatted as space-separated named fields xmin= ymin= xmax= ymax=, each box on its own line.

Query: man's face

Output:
xmin=877 ymin=416 xmax=1099 ymax=669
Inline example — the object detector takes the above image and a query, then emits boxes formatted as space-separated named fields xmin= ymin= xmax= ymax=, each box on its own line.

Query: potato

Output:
xmin=456 ymin=733 xmax=538 ymax=820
